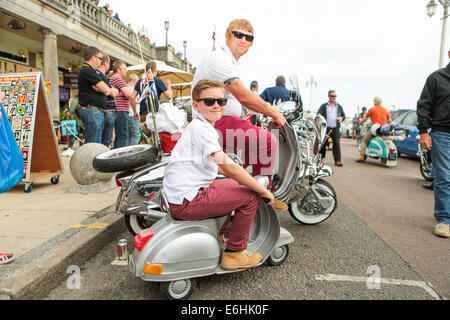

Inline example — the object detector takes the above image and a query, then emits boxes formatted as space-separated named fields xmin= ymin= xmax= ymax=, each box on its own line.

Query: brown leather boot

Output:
xmin=356 ymin=155 xmax=366 ymax=162
xmin=273 ymin=198 xmax=288 ymax=210
xmin=221 ymin=250 xmax=262 ymax=271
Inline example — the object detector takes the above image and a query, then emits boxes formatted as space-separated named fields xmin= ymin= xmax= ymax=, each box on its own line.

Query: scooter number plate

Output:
xmin=388 ymin=153 xmax=396 ymax=161
xmin=128 ymin=256 xmax=135 ymax=274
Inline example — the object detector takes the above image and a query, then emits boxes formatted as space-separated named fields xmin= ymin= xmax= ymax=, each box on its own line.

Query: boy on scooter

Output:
xmin=163 ymin=79 xmax=275 ymax=271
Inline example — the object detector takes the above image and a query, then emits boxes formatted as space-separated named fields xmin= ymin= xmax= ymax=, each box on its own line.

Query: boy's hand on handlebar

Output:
xmin=260 ymin=189 xmax=274 ymax=205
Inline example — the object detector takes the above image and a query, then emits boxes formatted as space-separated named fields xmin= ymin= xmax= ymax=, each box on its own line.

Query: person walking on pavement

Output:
xmin=259 ymin=75 xmax=290 ymax=105
xmin=77 ymin=47 xmax=114 ymax=143
xmin=110 ymin=61 xmax=137 ymax=148
xmin=417 ymin=50 xmax=450 ymax=238
xmin=192 ymin=18 xmax=288 ymax=210
xmin=356 ymin=97 xmax=391 ymax=162
xmin=317 ymin=90 xmax=346 ymax=166
xmin=95 ymin=53 xmax=118 ymax=148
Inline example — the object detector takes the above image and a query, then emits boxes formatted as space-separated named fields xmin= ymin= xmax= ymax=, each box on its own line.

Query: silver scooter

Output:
xmin=128 ymin=171 xmax=294 ymax=300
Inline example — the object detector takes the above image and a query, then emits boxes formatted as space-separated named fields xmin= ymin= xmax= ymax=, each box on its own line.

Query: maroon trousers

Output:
xmin=169 ymin=178 xmax=260 ymax=252
xmin=214 ymin=116 xmax=278 ymax=182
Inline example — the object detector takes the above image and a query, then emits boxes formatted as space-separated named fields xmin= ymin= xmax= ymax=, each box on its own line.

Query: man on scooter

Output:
xmin=356 ymin=96 xmax=391 ymax=162
xmin=192 ymin=19 xmax=288 ymax=210
xmin=163 ymin=79 xmax=275 ymax=271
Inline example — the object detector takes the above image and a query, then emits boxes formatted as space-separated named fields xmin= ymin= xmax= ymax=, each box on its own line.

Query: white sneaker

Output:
xmin=434 ymin=223 xmax=450 ymax=238
xmin=61 ymin=148 xmax=75 ymax=157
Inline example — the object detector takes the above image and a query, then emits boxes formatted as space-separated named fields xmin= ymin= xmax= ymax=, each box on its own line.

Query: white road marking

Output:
xmin=315 ymin=274 xmax=441 ymax=300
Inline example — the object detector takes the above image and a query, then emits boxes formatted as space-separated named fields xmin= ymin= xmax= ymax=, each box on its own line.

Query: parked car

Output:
xmin=390 ymin=109 xmax=413 ymax=123
xmin=392 ymin=110 xmax=419 ymax=158
xmin=340 ymin=118 xmax=353 ymax=138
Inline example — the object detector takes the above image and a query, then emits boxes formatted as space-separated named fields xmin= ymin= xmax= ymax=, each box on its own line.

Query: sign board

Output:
xmin=63 ymin=72 xmax=78 ymax=89
xmin=0 ymin=72 xmax=63 ymax=184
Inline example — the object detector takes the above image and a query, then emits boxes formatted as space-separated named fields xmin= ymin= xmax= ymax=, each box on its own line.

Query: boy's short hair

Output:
xmin=192 ymin=79 xmax=225 ymax=101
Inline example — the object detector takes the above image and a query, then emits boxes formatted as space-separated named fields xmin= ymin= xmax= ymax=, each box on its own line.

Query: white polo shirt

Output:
xmin=162 ymin=113 xmax=223 ymax=205
xmin=192 ymin=45 xmax=243 ymax=117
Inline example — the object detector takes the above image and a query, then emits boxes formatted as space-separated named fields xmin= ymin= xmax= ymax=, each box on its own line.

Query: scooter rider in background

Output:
xmin=356 ymin=97 xmax=391 ymax=163
xmin=163 ymin=79 xmax=275 ymax=271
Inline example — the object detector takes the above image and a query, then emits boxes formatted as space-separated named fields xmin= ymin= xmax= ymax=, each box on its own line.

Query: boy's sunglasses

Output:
xmin=231 ymin=31 xmax=254 ymax=42
xmin=196 ymin=98 xmax=228 ymax=107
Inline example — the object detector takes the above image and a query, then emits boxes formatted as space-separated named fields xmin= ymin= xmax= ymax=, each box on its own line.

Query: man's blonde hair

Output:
xmin=112 ymin=60 xmax=126 ymax=73
xmin=192 ymin=79 xmax=225 ymax=101
xmin=225 ymin=19 xmax=254 ymax=40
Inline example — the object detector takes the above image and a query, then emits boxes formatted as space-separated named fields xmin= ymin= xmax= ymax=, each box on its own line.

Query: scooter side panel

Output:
xmin=367 ymin=137 xmax=387 ymax=158
xmin=133 ymin=217 xmax=224 ymax=282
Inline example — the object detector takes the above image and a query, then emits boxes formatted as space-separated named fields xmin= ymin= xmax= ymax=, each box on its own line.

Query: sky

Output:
xmin=101 ymin=0 xmax=450 ymax=117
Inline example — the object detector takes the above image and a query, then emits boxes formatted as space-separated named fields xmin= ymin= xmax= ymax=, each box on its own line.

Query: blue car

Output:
xmin=392 ymin=110 xmax=419 ymax=158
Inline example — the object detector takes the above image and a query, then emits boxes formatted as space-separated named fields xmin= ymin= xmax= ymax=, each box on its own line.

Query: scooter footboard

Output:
xmin=247 ymin=202 xmax=281 ymax=263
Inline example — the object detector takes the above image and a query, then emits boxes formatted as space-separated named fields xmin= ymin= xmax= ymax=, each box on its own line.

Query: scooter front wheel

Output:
xmin=267 ymin=244 xmax=289 ymax=266
xmin=160 ymin=278 xmax=196 ymax=300
xmin=288 ymin=179 xmax=337 ymax=225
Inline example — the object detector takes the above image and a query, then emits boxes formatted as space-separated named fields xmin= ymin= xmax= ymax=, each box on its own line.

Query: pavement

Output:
xmin=0 ymin=144 xmax=125 ymax=300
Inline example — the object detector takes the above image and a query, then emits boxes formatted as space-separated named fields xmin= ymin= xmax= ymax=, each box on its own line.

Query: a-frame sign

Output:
xmin=0 ymin=72 xmax=63 ymax=192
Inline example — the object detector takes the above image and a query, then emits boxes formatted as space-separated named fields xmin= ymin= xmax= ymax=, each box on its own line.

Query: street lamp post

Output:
xmin=426 ymin=0 xmax=450 ymax=68
xmin=305 ymin=75 xmax=318 ymax=113
xmin=183 ymin=40 xmax=187 ymax=60
xmin=164 ymin=21 xmax=169 ymax=47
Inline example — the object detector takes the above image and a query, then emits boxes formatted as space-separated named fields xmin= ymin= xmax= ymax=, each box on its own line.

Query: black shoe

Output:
xmin=422 ymin=182 xmax=434 ymax=190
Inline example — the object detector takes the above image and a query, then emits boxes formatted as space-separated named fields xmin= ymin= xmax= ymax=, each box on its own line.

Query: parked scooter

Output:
xmin=357 ymin=122 xmax=407 ymax=167
xmin=94 ymin=76 xmax=338 ymax=235
xmin=415 ymin=135 xmax=433 ymax=181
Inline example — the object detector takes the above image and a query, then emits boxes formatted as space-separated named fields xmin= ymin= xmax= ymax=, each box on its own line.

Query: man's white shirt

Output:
xmin=192 ymin=45 xmax=243 ymax=118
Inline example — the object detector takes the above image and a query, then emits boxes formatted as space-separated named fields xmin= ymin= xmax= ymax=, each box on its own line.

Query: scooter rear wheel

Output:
xmin=160 ymin=278 xmax=196 ymax=300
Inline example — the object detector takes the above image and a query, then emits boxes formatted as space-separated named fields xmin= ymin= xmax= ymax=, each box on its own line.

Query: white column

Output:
xmin=42 ymin=30 xmax=60 ymax=120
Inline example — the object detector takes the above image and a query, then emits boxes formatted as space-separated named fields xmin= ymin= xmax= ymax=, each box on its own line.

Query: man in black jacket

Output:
xmin=417 ymin=50 xmax=450 ymax=238
xmin=317 ymin=90 xmax=346 ymax=166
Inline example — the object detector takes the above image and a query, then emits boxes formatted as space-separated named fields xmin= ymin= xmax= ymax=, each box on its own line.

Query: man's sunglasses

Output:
xmin=329 ymin=95 xmax=337 ymax=97
xmin=231 ymin=31 xmax=254 ymax=42
xmin=196 ymin=98 xmax=228 ymax=107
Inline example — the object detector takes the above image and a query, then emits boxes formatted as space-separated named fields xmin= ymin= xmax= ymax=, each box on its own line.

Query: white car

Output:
xmin=340 ymin=119 xmax=354 ymax=138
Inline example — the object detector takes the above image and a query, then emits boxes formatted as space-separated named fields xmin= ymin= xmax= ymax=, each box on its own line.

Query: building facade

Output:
xmin=0 ymin=0 xmax=193 ymax=119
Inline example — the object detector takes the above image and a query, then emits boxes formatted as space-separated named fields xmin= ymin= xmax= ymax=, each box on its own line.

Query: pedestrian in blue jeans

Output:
xmin=110 ymin=61 xmax=138 ymax=148
xmin=95 ymin=53 xmax=118 ymax=148
xmin=417 ymin=50 xmax=450 ymax=238
xmin=77 ymin=47 xmax=115 ymax=143
xmin=127 ymin=75 xmax=141 ymax=145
